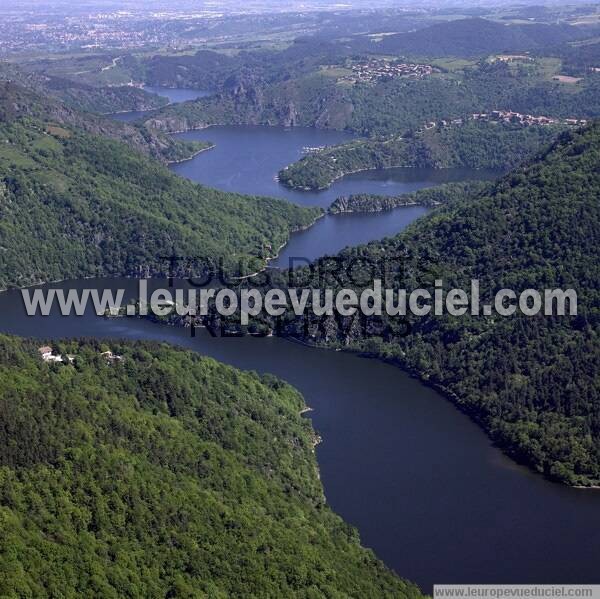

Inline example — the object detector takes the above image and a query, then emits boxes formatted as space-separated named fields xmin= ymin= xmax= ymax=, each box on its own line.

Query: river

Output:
xmin=109 ymin=86 xmax=213 ymax=122
xmin=172 ymin=124 xmax=499 ymax=266
xmin=1 ymin=278 xmax=599 ymax=593
xmin=4 ymin=113 xmax=599 ymax=592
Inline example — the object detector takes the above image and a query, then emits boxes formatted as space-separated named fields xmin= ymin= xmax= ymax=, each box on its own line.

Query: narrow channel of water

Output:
xmin=109 ymin=86 xmax=213 ymax=122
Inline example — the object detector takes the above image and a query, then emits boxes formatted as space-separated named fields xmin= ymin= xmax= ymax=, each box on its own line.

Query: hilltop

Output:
xmin=374 ymin=18 xmax=589 ymax=58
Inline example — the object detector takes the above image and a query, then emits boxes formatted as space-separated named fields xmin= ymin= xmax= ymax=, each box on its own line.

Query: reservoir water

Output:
xmin=109 ymin=86 xmax=213 ymax=122
xmin=6 ymin=120 xmax=599 ymax=592
xmin=1 ymin=279 xmax=599 ymax=593
xmin=172 ymin=125 xmax=499 ymax=265
xmin=173 ymin=124 xmax=499 ymax=208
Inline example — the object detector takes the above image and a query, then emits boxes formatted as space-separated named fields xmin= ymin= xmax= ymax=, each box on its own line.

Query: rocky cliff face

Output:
xmin=315 ymin=99 xmax=354 ymax=130
xmin=142 ymin=77 xmax=356 ymax=134
xmin=281 ymin=101 xmax=299 ymax=127
xmin=143 ymin=115 xmax=198 ymax=133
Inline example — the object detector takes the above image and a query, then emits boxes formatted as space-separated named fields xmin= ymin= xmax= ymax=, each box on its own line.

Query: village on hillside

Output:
xmin=421 ymin=110 xmax=588 ymax=132
xmin=340 ymin=59 xmax=434 ymax=84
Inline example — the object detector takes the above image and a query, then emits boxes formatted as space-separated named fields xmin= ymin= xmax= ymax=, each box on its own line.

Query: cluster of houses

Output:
xmin=424 ymin=118 xmax=465 ymax=130
xmin=38 ymin=346 xmax=75 ymax=364
xmin=302 ymin=145 xmax=327 ymax=154
xmin=493 ymin=54 xmax=534 ymax=63
xmin=420 ymin=110 xmax=587 ymax=132
xmin=38 ymin=346 xmax=123 ymax=364
xmin=342 ymin=60 xmax=433 ymax=84
xmin=472 ymin=110 xmax=587 ymax=127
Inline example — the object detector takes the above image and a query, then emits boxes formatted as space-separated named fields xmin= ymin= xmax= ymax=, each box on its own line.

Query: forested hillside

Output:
xmin=276 ymin=123 xmax=600 ymax=486
xmin=0 ymin=85 xmax=320 ymax=289
xmin=0 ymin=335 xmax=420 ymax=597
xmin=279 ymin=122 xmax=561 ymax=190
xmin=0 ymin=77 xmax=198 ymax=164
xmin=374 ymin=18 xmax=588 ymax=57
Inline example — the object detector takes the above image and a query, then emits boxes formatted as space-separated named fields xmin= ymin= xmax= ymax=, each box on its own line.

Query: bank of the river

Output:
xmin=7 ymin=123 xmax=598 ymax=592
xmin=1 ymin=278 xmax=600 ymax=594
xmin=166 ymin=141 xmax=214 ymax=165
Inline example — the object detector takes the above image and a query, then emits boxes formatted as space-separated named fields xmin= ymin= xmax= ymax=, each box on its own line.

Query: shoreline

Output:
xmin=0 ymin=211 xmax=325 ymax=293
xmin=2 ymin=273 xmax=599 ymax=490
xmin=279 ymin=163 xmax=415 ymax=193
xmin=147 ymin=122 xmax=221 ymax=135
xmin=166 ymin=142 xmax=215 ymax=165
xmin=328 ymin=199 xmax=420 ymax=215
xmin=234 ymin=211 xmax=326 ymax=280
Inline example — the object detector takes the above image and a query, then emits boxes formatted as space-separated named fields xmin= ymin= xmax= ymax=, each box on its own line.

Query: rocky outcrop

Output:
xmin=143 ymin=115 xmax=198 ymax=133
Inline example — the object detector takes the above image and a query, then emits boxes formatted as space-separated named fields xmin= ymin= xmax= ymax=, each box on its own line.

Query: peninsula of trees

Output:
xmin=278 ymin=122 xmax=562 ymax=191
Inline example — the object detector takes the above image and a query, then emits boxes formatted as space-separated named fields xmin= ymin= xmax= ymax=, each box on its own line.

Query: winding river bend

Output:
xmin=173 ymin=124 xmax=499 ymax=266
xmin=2 ymin=109 xmax=598 ymax=592
xmin=1 ymin=279 xmax=600 ymax=593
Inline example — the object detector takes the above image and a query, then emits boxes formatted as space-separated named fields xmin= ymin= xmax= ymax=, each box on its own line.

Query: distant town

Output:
xmin=422 ymin=110 xmax=588 ymax=132
xmin=341 ymin=59 xmax=434 ymax=84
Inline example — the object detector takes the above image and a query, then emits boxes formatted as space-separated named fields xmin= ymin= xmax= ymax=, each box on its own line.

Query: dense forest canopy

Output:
xmin=251 ymin=123 xmax=600 ymax=486
xmin=0 ymin=83 xmax=320 ymax=289
xmin=0 ymin=335 xmax=421 ymax=597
